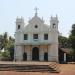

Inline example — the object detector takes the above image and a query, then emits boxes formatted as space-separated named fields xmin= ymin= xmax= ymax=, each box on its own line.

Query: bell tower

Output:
xmin=50 ymin=15 xmax=59 ymax=31
xmin=16 ymin=17 xmax=24 ymax=31
xmin=48 ymin=15 xmax=59 ymax=62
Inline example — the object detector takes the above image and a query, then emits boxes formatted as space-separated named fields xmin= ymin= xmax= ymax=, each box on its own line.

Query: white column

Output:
xmin=14 ymin=45 xmax=23 ymax=61
xmin=27 ymin=46 xmax=31 ymax=61
xmin=14 ymin=45 xmax=16 ymax=61
xmin=48 ymin=43 xmax=58 ymax=62
xmin=39 ymin=46 xmax=44 ymax=61
xmin=64 ymin=53 xmax=66 ymax=62
xmin=48 ymin=45 xmax=51 ymax=61
xmin=29 ymin=45 xmax=32 ymax=61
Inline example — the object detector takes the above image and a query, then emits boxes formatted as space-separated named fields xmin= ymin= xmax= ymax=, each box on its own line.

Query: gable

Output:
xmin=22 ymin=16 xmax=50 ymax=33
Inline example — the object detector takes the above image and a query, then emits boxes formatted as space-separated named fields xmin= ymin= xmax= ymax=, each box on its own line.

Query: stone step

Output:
xmin=0 ymin=64 xmax=60 ymax=73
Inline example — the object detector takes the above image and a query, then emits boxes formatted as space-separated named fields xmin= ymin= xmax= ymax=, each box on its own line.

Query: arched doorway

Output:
xmin=44 ymin=52 xmax=48 ymax=61
xmin=32 ymin=47 xmax=39 ymax=61
xmin=23 ymin=52 xmax=27 ymax=61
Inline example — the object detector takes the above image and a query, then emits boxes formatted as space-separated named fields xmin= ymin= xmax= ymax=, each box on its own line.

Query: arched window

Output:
xmin=44 ymin=52 xmax=48 ymax=61
xmin=23 ymin=52 xmax=27 ymax=61
xmin=53 ymin=23 xmax=56 ymax=28
xmin=18 ymin=25 xmax=20 ymax=29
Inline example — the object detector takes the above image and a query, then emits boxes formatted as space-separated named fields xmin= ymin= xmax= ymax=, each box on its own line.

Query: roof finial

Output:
xmin=34 ymin=7 xmax=39 ymax=16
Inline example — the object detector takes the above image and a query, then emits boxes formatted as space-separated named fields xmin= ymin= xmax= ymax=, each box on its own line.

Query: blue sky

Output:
xmin=0 ymin=0 xmax=75 ymax=37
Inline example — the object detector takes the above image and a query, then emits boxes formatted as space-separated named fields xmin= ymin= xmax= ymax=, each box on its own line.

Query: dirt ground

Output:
xmin=0 ymin=64 xmax=75 ymax=75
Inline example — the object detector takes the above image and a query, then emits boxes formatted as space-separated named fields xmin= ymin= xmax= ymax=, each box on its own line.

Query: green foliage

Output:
xmin=58 ymin=35 xmax=70 ymax=48
xmin=70 ymin=24 xmax=75 ymax=36
xmin=0 ymin=32 xmax=15 ymax=60
xmin=3 ymin=32 xmax=8 ymax=49
xmin=69 ymin=36 xmax=75 ymax=50
xmin=8 ymin=45 xmax=14 ymax=60
xmin=1 ymin=50 xmax=10 ymax=57
xmin=59 ymin=36 xmax=67 ymax=44
xmin=0 ymin=35 xmax=4 ymax=49
xmin=69 ymin=24 xmax=75 ymax=51
xmin=0 ymin=32 xmax=14 ymax=50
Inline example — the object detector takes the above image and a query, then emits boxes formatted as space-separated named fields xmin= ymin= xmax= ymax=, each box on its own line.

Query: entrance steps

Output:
xmin=0 ymin=62 xmax=60 ymax=73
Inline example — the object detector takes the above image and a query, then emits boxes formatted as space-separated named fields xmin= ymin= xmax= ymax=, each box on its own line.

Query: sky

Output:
xmin=0 ymin=0 xmax=75 ymax=37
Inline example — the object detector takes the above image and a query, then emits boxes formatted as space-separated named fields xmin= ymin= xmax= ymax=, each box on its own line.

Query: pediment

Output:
xmin=29 ymin=15 xmax=44 ymax=24
xmin=22 ymin=15 xmax=50 ymax=33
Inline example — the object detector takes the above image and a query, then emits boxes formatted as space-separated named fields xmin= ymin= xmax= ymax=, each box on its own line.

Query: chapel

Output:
xmin=14 ymin=8 xmax=59 ymax=62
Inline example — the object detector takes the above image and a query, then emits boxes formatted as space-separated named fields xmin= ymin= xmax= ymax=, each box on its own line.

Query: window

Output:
xmin=44 ymin=52 xmax=48 ymax=61
xmin=18 ymin=25 xmax=20 ymax=29
xmin=33 ymin=34 xmax=38 ymax=39
xmin=53 ymin=23 xmax=56 ymax=28
xmin=44 ymin=34 xmax=48 ymax=40
xmin=23 ymin=52 xmax=27 ymax=61
xmin=24 ymin=34 xmax=28 ymax=40
xmin=35 ymin=25 xmax=38 ymax=28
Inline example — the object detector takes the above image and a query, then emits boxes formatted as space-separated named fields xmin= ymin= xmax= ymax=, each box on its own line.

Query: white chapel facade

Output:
xmin=14 ymin=9 xmax=59 ymax=62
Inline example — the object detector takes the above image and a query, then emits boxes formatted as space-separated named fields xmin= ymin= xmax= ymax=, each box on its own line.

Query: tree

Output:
xmin=70 ymin=24 xmax=75 ymax=36
xmin=0 ymin=35 xmax=4 ymax=49
xmin=3 ymin=32 xmax=8 ymax=49
xmin=0 ymin=32 xmax=15 ymax=61
xmin=1 ymin=50 xmax=10 ymax=57
xmin=8 ymin=45 xmax=14 ymax=61
xmin=8 ymin=36 xmax=15 ymax=60
xmin=69 ymin=24 xmax=75 ymax=61
xmin=58 ymin=35 xmax=70 ymax=48
xmin=69 ymin=24 xmax=75 ymax=50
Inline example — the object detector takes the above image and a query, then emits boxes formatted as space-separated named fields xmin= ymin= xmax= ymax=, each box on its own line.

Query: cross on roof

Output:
xmin=34 ymin=7 xmax=39 ymax=16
